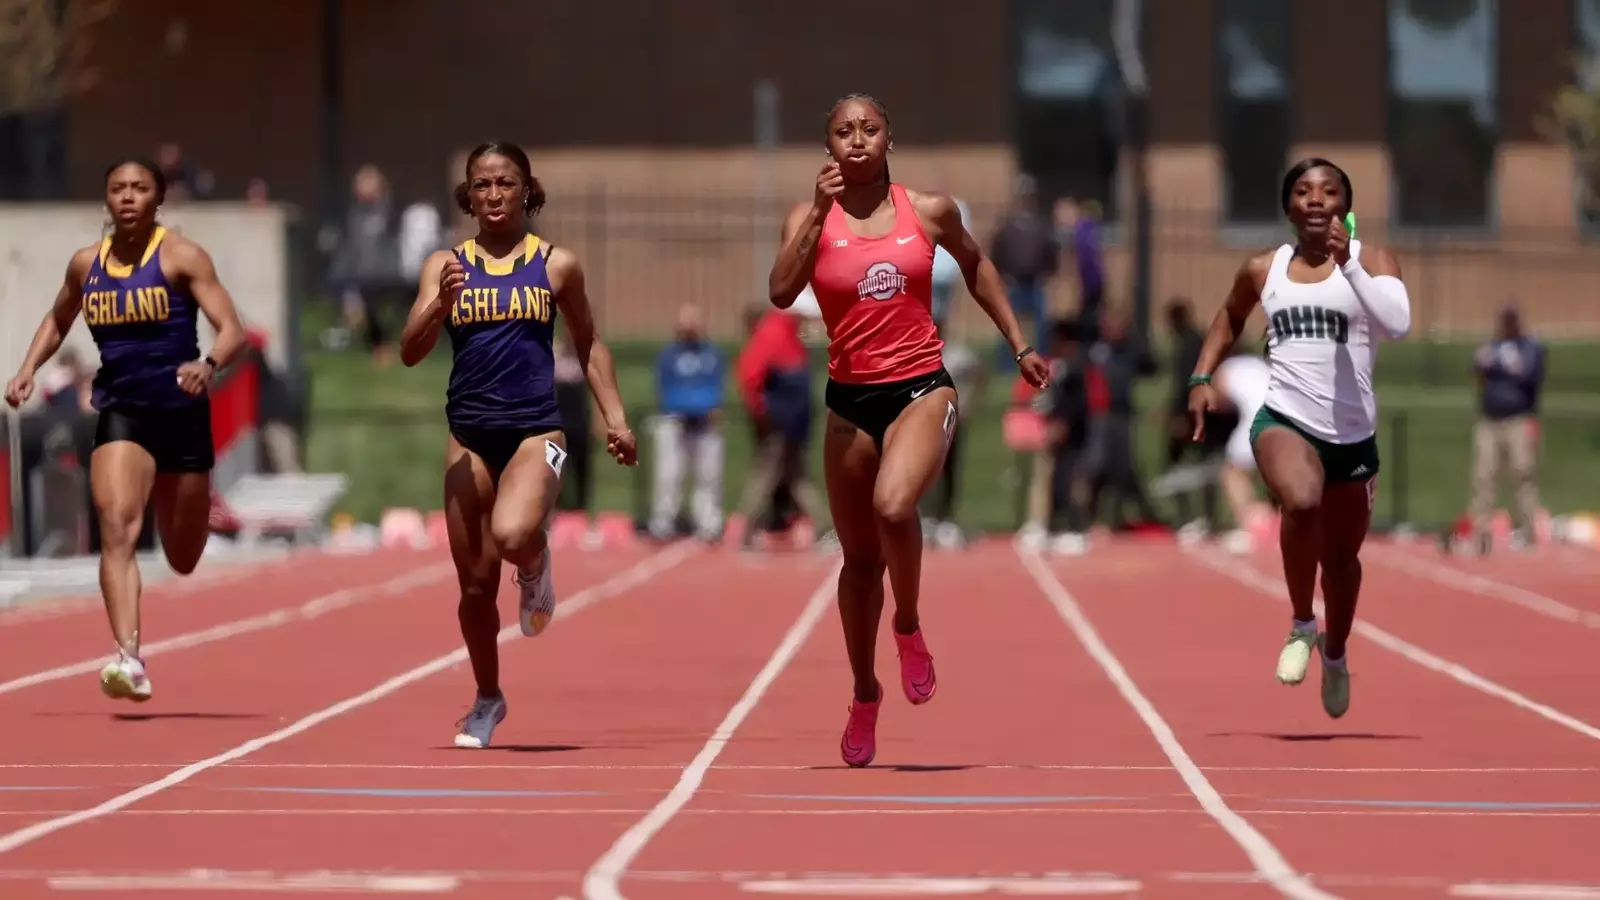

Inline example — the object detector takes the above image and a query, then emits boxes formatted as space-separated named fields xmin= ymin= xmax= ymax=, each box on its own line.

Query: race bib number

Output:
xmin=544 ymin=439 xmax=567 ymax=478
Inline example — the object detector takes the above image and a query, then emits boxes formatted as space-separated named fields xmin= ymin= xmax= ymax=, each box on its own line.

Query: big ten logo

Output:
xmin=856 ymin=262 xmax=907 ymax=302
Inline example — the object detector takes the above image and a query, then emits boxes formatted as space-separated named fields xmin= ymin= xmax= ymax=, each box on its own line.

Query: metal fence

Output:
xmin=297 ymin=392 xmax=1600 ymax=538
xmin=352 ymin=191 xmax=1600 ymax=373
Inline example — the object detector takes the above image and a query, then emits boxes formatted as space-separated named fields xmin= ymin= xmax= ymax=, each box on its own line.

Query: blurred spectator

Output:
xmin=1084 ymin=307 xmax=1161 ymax=531
xmin=733 ymin=302 xmax=823 ymax=550
xmin=1471 ymin=304 xmax=1545 ymax=551
xmin=647 ymin=303 xmax=726 ymax=541
xmin=929 ymin=195 xmax=971 ymax=327
xmin=1009 ymin=364 xmax=1054 ymax=552
xmin=1159 ymin=297 xmax=1221 ymax=535
xmin=554 ymin=335 xmax=601 ymax=549
xmin=245 ymin=178 xmax=271 ymax=205
xmin=1054 ymin=198 xmax=1105 ymax=343
xmin=399 ymin=200 xmax=445 ymax=281
xmin=327 ymin=165 xmax=402 ymax=365
xmin=244 ymin=328 xmax=303 ymax=475
xmin=156 ymin=142 xmax=212 ymax=200
xmin=988 ymin=173 xmax=1057 ymax=369
xmin=922 ymin=224 xmax=985 ymax=549
xmin=36 ymin=347 xmax=93 ymax=415
xmin=738 ymin=304 xmax=800 ymax=533
xmin=1044 ymin=318 xmax=1092 ymax=554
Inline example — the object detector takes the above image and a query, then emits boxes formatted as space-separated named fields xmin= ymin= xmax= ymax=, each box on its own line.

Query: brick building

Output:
xmin=37 ymin=0 xmax=1600 ymax=336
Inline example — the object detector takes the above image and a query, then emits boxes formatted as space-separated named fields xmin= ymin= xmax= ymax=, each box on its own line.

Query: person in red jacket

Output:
xmin=733 ymin=303 xmax=824 ymax=549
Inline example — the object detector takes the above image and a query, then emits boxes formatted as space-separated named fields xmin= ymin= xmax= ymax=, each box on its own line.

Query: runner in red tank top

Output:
xmin=767 ymin=93 xmax=1050 ymax=767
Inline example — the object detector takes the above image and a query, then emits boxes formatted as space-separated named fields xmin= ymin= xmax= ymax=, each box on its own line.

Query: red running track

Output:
xmin=0 ymin=537 xmax=1597 ymax=898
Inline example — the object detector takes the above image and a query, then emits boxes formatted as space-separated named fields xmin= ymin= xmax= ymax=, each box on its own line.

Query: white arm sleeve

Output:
xmin=1341 ymin=258 xmax=1411 ymax=339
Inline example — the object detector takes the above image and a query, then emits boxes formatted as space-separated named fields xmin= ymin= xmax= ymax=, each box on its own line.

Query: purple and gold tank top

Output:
xmin=81 ymin=226 xmax=203 ymax=411
xmin=444 ymin=234 xmax=562 ymax=431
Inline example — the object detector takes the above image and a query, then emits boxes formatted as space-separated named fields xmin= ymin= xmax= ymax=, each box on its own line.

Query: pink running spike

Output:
xmin=894 ymin=629 xmax=937 ymax=705
xmin=840 ymin=692 xmax=881 ymax=768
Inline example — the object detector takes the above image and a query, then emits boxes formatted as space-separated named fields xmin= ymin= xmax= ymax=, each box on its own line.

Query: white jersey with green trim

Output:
xmin=1259 ymin=240 xmax=1379 ymax=444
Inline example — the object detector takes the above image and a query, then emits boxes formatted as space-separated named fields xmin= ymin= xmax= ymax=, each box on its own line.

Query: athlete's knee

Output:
xmin=1319 ymin=524 xmax=1366 ymax=570
xmin=163 ymin=543 xmax=203 ymax=576
xmin=839 ymin=553 xmax=885 ymax=590
xmin=1320 ymin=550 xmax=1362 ymax=580
xmin=97 ymin=507 xmax=145 ymax=555
xmin=457 ymin=578 xmax=498 ymax=614
xmin=1276 ymin=479 xmax=1323 ymax=516
xmin=490 ymin=516 xmax=547 ymax=561
xmin=872 ymin=483 xmax=921 ymax=525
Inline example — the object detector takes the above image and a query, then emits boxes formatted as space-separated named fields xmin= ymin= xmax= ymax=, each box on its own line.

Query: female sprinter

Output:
xmin=768 ymin=94 xmax=1049 ymax=766
xmin=1188 ymin=157 xmax=1411 ymax=719
xmin=400 ymin=142 xmax=634 ymax=749
xmin=5 ymin=159 xmax=248 ymax=702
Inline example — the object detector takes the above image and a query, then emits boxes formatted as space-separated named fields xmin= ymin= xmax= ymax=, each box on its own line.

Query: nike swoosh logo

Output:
xmin=897 ymin=235 xmax=915 ymax=244
xmin=910 ymin=387 xmax=930 ymax=399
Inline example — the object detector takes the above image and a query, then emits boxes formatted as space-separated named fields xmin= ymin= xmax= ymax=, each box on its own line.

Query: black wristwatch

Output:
xmin=1014 ymin=346 xmax=1036 ymax=363
xmin=203 ymin=356 xmax=219 ymax=371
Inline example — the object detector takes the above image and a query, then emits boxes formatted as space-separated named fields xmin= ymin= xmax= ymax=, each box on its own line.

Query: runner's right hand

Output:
xmin=1187 ymin=382 xmax=1221 ymax=442
xmin=814 ymin=162 xmax=844 ymax=208
xmin=4 ymin=372 xmax=33 ymax=409
xmin=438 ymin=257 xmax=467 ymax=308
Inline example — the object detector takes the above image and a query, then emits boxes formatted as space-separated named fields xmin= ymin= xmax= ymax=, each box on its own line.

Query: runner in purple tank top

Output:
xmin=5 ymin=159 xmax=248 ymax=702
xmin=398 ymin=142 xmax=636 ymax=749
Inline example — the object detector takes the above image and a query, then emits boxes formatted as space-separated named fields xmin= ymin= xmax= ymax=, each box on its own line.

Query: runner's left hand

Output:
xmin=1327 ymin=214 xmax=1352 ymax=266
xmin=606 ymin=426 xmax=637 ymax=466
xmin=176 ymin=360 xmax=215 ymax=396
xmin=1017 ymin=351 xmax=1050 ymax=390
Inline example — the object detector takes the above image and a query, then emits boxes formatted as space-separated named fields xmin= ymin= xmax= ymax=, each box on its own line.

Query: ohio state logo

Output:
xmin=857 ymin=262 xmax=907 ymax=301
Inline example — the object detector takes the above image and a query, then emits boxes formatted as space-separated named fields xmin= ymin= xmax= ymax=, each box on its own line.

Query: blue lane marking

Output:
xmin=234 ymin=787 xmax=608 ymax=799
xmin=1276 ymin=797 xmax=1600 ymax=811
xmin=747 ymin=793 xmax=1140 ymax=805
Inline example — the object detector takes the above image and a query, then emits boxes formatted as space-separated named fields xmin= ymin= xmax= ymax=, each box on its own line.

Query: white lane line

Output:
xmin=1019 ymin=547 xmax=1339 ymax=900
xmin=1450 ymin=884 xmax=1600 ymax=899
xmin=582 ymin=562 xmax=841 ymax=900
xmin=1368 ymin=546 xmax=1600 ymax=628
xmin=1188 ymin=548 xmax=1600 ymax=742
xmin=0 ymin=562 xmax=454 ymax=697
xmin=0 ymin=541 xmax=698 ymax=856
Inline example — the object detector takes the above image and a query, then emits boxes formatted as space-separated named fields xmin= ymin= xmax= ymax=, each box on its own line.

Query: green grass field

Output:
xmin=297 ymin=323 xmax=1600 ymax=535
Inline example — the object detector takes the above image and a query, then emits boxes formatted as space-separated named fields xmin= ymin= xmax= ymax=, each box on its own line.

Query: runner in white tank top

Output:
xmin=1185 ymin=158 xmax=1412 ymax=721
xmin=1259 ymin=238 xmax=1383 ymax=443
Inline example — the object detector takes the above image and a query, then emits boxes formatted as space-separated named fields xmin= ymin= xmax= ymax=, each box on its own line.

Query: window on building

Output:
xmin=1577 ymin=0 xmax=1600 ymax=231
xmin=1216 ymin=0 xmax=1292 ymax=225
xmin=1013 ymin=0 xmax=1135 ymax=221
xmin=1386 ymin=0 xmax=1497 ymax=229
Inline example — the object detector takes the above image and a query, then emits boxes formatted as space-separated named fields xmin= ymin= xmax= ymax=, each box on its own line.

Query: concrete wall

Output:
xmin=0 ymin=204 xmax=295 ymax=386
xmin=44 ymin=0 xmax=1600 ymax=342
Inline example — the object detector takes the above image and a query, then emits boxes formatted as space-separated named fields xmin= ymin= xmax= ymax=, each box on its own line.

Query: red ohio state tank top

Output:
xmin=808 ymin=183 xmax=945 ymax=384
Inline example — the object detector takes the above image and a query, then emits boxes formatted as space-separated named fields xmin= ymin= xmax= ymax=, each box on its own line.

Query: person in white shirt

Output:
xmin=1187 ymin=158 xmax=1411 ymax=721
xmin=1210 ymin=350 xmax=1272 ymax=554
xmin=923 ymin=198 xmax=984 ymax=549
